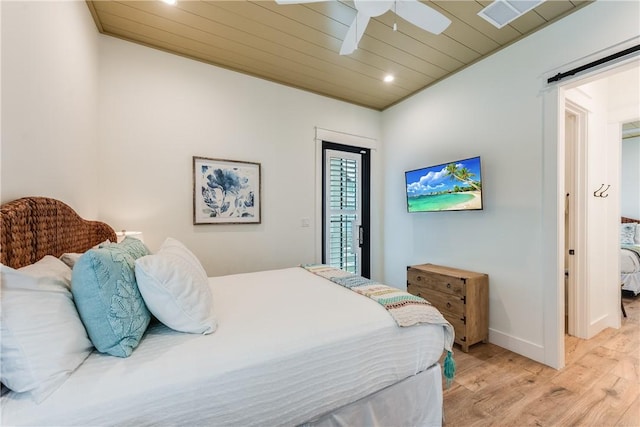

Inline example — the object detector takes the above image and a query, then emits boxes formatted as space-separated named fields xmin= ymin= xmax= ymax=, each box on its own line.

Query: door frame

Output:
xmin=313 ymin=127 xmax=378 ymax=276
xmin=544 ymin=56 xmax=638 ymax=369
xmin=564 ymin=99 xmax=590 ymax=338
xmin=322 ymin=142 xmax=371 ymax=277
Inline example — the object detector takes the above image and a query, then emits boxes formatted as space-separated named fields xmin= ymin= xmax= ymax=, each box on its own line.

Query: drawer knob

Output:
xmin=417 ymin=276 xmax=422 ymax=281
xmin=446 ymin=302 xmax=451 ymax=309
xmin=447 ymin=283 xmax=451 ymax=289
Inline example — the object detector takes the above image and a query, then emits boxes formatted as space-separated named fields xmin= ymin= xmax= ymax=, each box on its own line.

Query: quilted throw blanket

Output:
xmin=301 ymin=264 xmax=456 ymax=384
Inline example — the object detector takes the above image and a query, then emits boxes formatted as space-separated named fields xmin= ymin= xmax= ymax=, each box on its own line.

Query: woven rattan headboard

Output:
xmin=0 ymin=197 xmax=116 ymax=269
xmin=622 ymin=216 xmax=640 ymax=224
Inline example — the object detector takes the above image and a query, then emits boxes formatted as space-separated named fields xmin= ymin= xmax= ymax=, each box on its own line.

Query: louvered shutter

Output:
xmin=325 ymin=151 xmax=361 ymax=274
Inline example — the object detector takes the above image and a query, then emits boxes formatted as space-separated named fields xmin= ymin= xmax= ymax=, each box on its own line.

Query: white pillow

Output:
xmin=59 ymin=252 xmax=82 ymax=269
xmin=134 ymin=238 xmax=217 ymax=334
xmin=59 ymin=240 xmax=112 ymax=268
xmin=0 ymin=256 xmax=93 ymax=403
xmin=22 ymin=254 xmax=73 ymax=283
xmin=635 ymin=223 xmax=640 ymax=245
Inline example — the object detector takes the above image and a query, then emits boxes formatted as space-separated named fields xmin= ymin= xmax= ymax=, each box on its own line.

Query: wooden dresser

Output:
xmin=407 ymin=263 xmax=489 ymax=352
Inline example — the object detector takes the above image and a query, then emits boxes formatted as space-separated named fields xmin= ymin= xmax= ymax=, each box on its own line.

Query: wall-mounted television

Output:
xmin=405 ymin=156 xmax=483 ymax=212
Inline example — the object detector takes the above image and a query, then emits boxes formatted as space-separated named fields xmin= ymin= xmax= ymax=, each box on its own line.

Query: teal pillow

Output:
xmin=72 ymin=238 xmax=151 ymax=357
xmin=100 ymin=237 xmax=150 ymax=259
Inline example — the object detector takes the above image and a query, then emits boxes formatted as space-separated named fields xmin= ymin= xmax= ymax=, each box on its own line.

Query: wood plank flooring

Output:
xmin=441 ymin=294 xmax=640 ymax=426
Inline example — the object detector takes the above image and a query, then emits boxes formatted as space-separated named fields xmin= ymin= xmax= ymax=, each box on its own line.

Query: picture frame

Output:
xmin=193 ymin=156 xmax=261 ymax=224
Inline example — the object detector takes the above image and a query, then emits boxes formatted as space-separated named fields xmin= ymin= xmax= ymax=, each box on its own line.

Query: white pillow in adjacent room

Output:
xmin=135 ymin=238 xmax=217 ymax=334
xmin=0 ymin=256 xmax=93 ymax=403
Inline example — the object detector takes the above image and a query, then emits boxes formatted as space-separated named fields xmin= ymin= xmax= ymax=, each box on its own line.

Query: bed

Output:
xmin=0 ymin=197 xmax=454 ymax=426
xmin=621 ymin=216 xmax=640 ymax=295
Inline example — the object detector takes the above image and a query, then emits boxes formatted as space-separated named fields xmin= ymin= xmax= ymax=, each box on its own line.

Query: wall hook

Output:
xmin=593 ymin=184 xmax=610 ymax=198
xmin=593 ymin=184 xmax=604 ymax=197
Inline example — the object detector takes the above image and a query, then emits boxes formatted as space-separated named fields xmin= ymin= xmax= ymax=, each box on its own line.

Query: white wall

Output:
xmin=0 ymin=2 xmax=381 ymax=278
xmin=622 ymin=136 xmax=640 ymax=219
xmin=1 ymin=1 xmax=100 ymax=217
xmin=381 ymin=0 xmax=640 ymax=363
xmin=97 ymin=36 xmax=382 ymax=276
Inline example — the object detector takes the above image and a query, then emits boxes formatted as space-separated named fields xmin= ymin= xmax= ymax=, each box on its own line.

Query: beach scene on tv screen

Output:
xmin=406 ymin=157 xmax=482 ymax=212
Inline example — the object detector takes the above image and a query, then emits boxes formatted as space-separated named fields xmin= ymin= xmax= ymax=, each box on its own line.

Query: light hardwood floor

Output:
xmin=441 ymin=294 xmax=640 ymax=426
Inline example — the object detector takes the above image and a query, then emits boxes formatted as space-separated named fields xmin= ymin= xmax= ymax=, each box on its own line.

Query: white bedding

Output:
xmin=621 ymin=245 xmax=640 ymax=274
xmin=621 ymin=245 xmax=640 ymax=295
xmin=1 ymin=267 xmax=447 ymax=426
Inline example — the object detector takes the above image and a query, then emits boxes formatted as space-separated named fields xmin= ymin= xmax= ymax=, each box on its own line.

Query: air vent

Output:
xmin=478 ymin=0 xmax=544 ymax=29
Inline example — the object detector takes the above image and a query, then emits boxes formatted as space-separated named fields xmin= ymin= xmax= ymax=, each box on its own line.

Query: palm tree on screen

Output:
xmin=444 ymin=163 xmax=480 ymax=191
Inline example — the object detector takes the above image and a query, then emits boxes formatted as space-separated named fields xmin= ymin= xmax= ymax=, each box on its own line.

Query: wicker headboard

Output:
xmin=0 ymin=197 xmax=116 ymax=269
xmin=622 ymin=216 xmax=640 ymax=224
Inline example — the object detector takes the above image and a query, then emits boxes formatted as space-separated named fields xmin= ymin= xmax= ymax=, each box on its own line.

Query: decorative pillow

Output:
xmin=635 ymin=224 xmax=640 ymax=245
xmin=621 ymin=223 xmax=636 ymax=245
xmin=135 ymin=238 xmax=217 ymax=334
xmin=60 ymin=252 xmax=82 ymax=269
xmin=100 ymin=236 xmax=150 ymax=259
xmin=0 ymin=256 xmax=93 ymax=403
xmin=60 ymin=240 xmax=112 ymax=268
xmin=72 ymin=238 xmax=151 ymax=357
xmin=22 ymin=254 xmax=73 ymax=284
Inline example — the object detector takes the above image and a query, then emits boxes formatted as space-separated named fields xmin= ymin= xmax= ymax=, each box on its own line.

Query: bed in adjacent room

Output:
xmin=0 ymin=197 xmax=454 ymax=427
xmin=621 ymin=216 xmax=640 ymax=296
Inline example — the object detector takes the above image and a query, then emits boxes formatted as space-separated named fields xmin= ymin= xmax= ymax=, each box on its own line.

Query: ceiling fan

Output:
xmin=275 ymin=0 xmax=451 ymax=55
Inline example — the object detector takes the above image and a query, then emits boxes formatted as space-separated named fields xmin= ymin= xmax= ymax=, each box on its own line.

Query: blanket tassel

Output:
xmin=444 ymin=350 xmax=455 ymax=388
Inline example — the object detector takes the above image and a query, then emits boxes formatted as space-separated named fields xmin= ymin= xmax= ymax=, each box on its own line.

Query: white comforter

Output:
xmin=621 ymin=245 xmax=640 ymax=274
xmin=1 ymin=267 xmax=447 ymax=426
xmin=621 ymin=245 xmax=640 ymax=295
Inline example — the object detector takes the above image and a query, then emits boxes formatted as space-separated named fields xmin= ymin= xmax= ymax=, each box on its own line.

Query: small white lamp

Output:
xmin=116 ymin=230 xmax=145 ymax=243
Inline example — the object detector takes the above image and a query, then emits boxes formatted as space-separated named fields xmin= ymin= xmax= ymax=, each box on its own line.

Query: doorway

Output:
xmin=559 ymin=60 xmax=640 ymax=358
xmin=322 ymin=141 xmax=371 ymax=277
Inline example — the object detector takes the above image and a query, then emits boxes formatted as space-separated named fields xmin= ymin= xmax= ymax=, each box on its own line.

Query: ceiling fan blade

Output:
xmin=274 ymin=0 xmax=326 ymax=4
xmin=353 ymin=0 xmax=394 ymax=18
xmin=340 ymin=12 xmax=370 ymax=55
xmin=394 ymin=0 xmax=451 ymax=35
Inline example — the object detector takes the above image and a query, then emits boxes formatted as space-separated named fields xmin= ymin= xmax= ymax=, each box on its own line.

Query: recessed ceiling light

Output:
xmin=383 ymin=75 xmax=395 ymax=83
xmin=162 ymin=0 xmax=177 ymax=5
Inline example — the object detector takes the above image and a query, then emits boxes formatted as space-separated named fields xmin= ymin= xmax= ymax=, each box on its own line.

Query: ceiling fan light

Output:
xmin=383 ymin=74 xmax=395 ymax=83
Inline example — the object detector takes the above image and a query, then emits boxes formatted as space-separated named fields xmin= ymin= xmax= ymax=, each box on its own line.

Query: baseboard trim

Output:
xmin=488 ymin=328 xmax=546 ymax=365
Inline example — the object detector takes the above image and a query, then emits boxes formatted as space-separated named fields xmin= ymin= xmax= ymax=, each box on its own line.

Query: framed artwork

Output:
xmin=193 ymin=156 xmax=261 ymax=224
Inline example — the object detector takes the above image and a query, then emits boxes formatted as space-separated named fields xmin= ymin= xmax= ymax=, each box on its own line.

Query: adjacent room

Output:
xmin=1 ymin=0 xmax=639 ymax=425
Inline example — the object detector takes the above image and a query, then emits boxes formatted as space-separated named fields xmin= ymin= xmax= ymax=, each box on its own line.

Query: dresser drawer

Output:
xmin=408 ymin=284 xmax=465 ymax=316
xmin=407 ymin=268 xmax=465 ymax=297
xmin=407 ymin=263 xmax=488 ymax=353
xmin=443 ymin=314 xmax=466 ymax=343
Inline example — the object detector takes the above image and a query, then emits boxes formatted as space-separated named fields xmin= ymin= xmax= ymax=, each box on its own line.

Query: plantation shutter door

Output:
xmin=325 ymin=149 xmax=362 ymax=275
